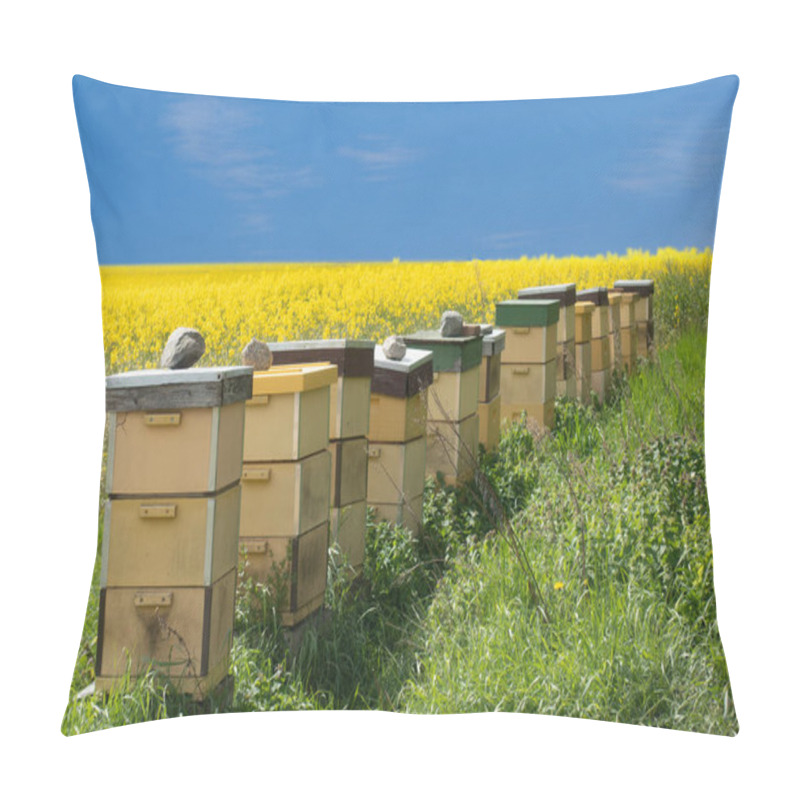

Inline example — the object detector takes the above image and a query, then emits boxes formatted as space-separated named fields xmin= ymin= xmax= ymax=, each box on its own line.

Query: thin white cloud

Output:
xmin=608 ymin=122 xmax=729 ymax=195
xmin=161 ymin=97 xmax=317 ymax=200
xmin=337 ymin=137 xmax=421 ymax=181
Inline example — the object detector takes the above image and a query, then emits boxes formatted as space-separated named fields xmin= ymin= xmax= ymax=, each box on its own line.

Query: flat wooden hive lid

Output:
xmin=517 ymin=283 xmax=576 ymax=306
xmin=494 ymin=299 xmax=560 ymax=328
xmin=403 ymin=330 xmax=483 ymax=373
xmin=480 ymin=327 xmax=506 ymax=356
xmin=251 ymin=363 xmax=338 ymax=396
xmin=106 ymin=366 xmax=253 ymax=412
xmin=614 ymin=279 xmax=655 ymax=297
xmin=268 ymin=339 xmax=374 ymax=377
xmin=576 ymin=287 xmax=609 ymax=306
xmin=372 ymin=346 xmax=434 ymax=397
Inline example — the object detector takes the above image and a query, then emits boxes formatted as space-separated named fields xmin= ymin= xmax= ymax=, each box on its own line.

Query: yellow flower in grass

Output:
xmin=553 ymin=581 xmax=565 ymax=591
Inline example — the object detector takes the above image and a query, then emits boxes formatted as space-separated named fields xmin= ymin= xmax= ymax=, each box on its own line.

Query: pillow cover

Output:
xmin=64 ymin=75 xmax=738 ymax=735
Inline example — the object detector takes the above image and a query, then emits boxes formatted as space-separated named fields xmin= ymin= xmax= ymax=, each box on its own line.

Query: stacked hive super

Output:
xmin=614 ymin=279 xmax=655 ymax=360
xmin=576 ymin=288 xmax=611 ymax=403
xmin=404 ymin=329 xmax=482 ymax=486
xmin=495 ymin=299 xmax=560 ymax=431
xmin=607 ymin=291 xmax=623 ymax=373
xmin=476 ymin=325 xmax=505 ymax=451
xmin=239 ymin=363 xmax=337 ymax=626
xmin=98 ymin=366 xmax=253 ymax=698
xmin=268 ymin=341 xmax=374 ymax=574
xmin=367 ymin=345 xmax=434 ymax=536
xmin=616 ymin=292 xmax=639 ymax=373
xmin=517 ymin=284 xmax=576 ymax=400
xmin=574 ymin=301 xmax=594 ymax=404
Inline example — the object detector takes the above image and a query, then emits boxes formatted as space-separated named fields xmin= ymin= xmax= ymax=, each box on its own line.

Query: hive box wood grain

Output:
xmin=619 ymin=293 xmax=636 ymax=328
xmin=575 ymin=342 xmax=592 ymax=404
xmin=591 ymin=336 xmax=611 ymax=370
xmin=427 ymin=365 xmax=480 ymax=422
xmin=329 ymin=436 xmax=368 ymax=508
xmin=243 ymin=364 xmax=337 ymax=462
xmin=574 ymin=302 xmax=594 ymax=344
xmin=478 ymin=393 xmax=501 ymax=451
xmin=501 ymin=400 xmax=555 ymax=432
xmin=239 ymin=449 xmax=331 ymax=539
xmin=239 ymin=521 xmax=328 ymax=627
xmin=96 ymin=567 xmax=236 ymax=697
xmin=556 ymin=374 xmax=577 ymax=400
xmin=367 ymin=436 xmax=426 ymax=505
xmin=591 ymin=367 xmax=611 ymax=403
xmin=370 ymin=493 xmax=424 ymax=538
xmin=329 ymin=500 xmax=367 ymax=571
xmin=267 ymin=341 xmax=375 ymax=440
xmin=368 ymin=390 xmax=428 ymax=443
xmin=501 ymin=324 xmax=558 ymax=365
xmin=426 ymin=413 xmax=479 ymax=485
xmin=500 ymin=360 xmax=557 ymax=406
xmin=106 ymin=367 xmax=253 ymax=497
xmin=101 ymin=483 xmax=240 ymax=589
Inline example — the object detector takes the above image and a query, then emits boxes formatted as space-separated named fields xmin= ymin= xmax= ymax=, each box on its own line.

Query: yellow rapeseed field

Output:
xmin=100 ymin=248 xmax=711 ymax=373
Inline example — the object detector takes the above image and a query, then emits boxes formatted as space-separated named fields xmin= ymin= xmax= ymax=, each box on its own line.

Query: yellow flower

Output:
xmin=553 ymin=581 xmax=565 ymax=590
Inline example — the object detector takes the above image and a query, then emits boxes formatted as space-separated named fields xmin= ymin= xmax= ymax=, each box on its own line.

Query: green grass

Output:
xmin=63 ymin=265 xmax=735 ymax=735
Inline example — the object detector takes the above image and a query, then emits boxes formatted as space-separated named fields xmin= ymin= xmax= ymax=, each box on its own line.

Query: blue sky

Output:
xmin=73 ymin=75 xmax=738 ymax=265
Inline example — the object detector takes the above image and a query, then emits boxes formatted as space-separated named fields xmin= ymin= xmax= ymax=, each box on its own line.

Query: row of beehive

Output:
xmin=95 ymin=279 xmax=654 ymax=697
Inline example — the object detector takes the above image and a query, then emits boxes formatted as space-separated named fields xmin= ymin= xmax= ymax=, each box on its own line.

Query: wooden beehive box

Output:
xmin=243 ymin=364 xmax=337 ymax=462
xmin=576 ymin=288 xmax=610 ymax=339
xmin=367 ymin=436 xmax=427 ymax=505
xmin=501 ymin=400 xmax=555 ymax=432
xmin=403 ymin=331 xmax=482 ymax=423
xmin=101 ymin=483 xmax=241 ymax=589
xmin=371 ymin=493 xmax=424 ymax=538
xmin=575 ymin=342 xmax=592 ymax=404
xmin=614 ymin=279 xmax=654 ymax=321
xmin=268 ymin=340 xmax=375 ymax=440
xmin=608 ymin=291 xmax=623 ymax=367
xmin=478 ymin=326 xmax=505 ymax=402
xmin=618 ymin=292 xmax=636 ymax=329
xmin=369 ymin=345 xmax=433 ymax=442
xmin=574 ymin=301 xmax=594 ymax=344
xmin=329 ymin=500 xmax=367 ymax=571
xmin=96 ymin=567 xmax=236 ymax=699
xmin=426 ymin=413 xmax=479 ymax=485
xmin=239 ymin=449 xmax=331 ymax=539
xmin=329 ymin=436 xmax=369 ymax=508
xmin=495 ymin=300 xmax=560 ymax=364
xmin=239 ymin=521 xmax=328 ymax=627
xmin=517 ymin=283 xmax=576 ymax=343
xmin=500 ymin=360 xmax=557 ymax=405
xmin=478 ymin=392 xmax=501 ymax=451
xmin=106 ymin=367 xmax=253 ymax=496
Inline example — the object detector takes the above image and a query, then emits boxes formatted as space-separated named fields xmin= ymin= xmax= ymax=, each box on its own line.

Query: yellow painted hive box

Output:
xmin=329 ymin=500 xmax=367 ymax=572
xmin=367 ymin=435 xmax=427 ymax=505
xmin=591 ymin=336 xmax=611 ymax=370
xmin=478 ymin=393 xmax=501 ymax=451
xmin=426 ymin=413 xmax=479 ymax=485
xmin=105 ymin=366 xmax=253 ymax=497
xmin=369 ymin=345 xmax=433 ymax=442
xmin=501 ymin=400 xmax=555 ymax=432
xmin=267 ymin=340 xmax=375 ymax=440
xmin=556 ymin=374 xmax=577 ymax=401
xmin=500 ymin=360 xmax=557 ymax=406
xmin=428 ymin=365 xmax=480 ymax=423
xmin=239 ymin=521 xmax=328 ymax=627
xmin=96 ymin=567 xmax=236 ymax=698
xmin=101 ymin=483 xmax=240 ymax=589
xmin=239 ymin=449 xmax=331 ymax=539
xmin=329 ymin=436 xmax=369 ymax=508
xmin=243 ymin=363 xmax=337 ymax=463
xmin=500 ymin=324 xmax=558 ymax=365
xmin=517 ymin=283 xmax=576 ymax=343
xmin=574 ymin=301 xmax=594 ymax=344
